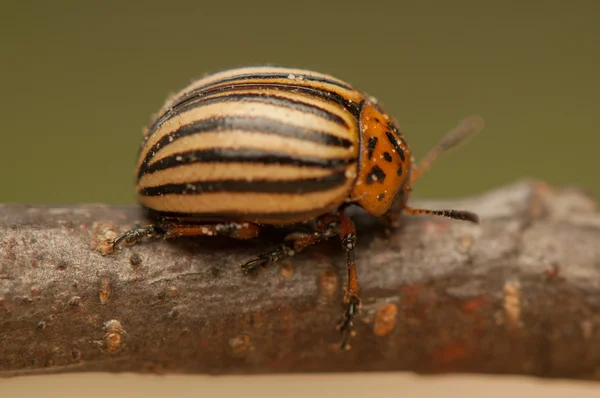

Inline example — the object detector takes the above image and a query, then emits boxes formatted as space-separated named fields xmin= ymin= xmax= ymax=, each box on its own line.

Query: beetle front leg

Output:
xmin=112 ymin=221 xmax=261 ymax=248
xmin=337 ymin=209 xmax=361 ymax=350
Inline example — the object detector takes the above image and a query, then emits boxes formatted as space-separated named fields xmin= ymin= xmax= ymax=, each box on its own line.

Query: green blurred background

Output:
xmin=1 ymin=0 xmax=598 ymax=205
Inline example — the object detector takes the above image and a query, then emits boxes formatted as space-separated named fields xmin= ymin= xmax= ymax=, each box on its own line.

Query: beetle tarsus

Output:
xmin=240 ymin=244 xmax=295 ymax=274
xmin=112 ymin=225 xmax=164 ymax=248
xmin=338 ymin=297 xmax=360 ymax=350
xmin=240 ymin=255 xmax=271 ymax=274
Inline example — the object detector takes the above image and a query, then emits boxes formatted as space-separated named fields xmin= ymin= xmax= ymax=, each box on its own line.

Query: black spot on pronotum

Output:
xmin=366 ymin=165 xmax=386 ymax=184
xmin=383 ymin=152 xmax=392 ymax=162
xmin=385 ymin=132 xmax=405 ymax=161
xmin=377 ymin=193 xmax=385 ymax=201
xmin=367 ymin=136 xmax=378 ymax=159
xmin=387 ymin=122 xmax=400 ymax=136
xmin=397 ymin=167 xmax=403 ymax=176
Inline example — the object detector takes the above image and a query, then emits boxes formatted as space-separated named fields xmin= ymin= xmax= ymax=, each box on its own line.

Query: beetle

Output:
xmin=112 ymin=66 xmax=483 ymax=349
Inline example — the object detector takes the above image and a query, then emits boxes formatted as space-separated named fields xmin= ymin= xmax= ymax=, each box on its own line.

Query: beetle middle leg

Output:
xmin=241 ymin=210 xmax=362 ymax=349
xmin=240 ymin=214 xmax=341 ymax=274
xmin=112 ymin=220 xmax=261 ymax=248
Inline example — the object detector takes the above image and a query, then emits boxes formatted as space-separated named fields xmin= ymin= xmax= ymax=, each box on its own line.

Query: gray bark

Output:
xmin=1 ymin=180 xmax=600 ymax=380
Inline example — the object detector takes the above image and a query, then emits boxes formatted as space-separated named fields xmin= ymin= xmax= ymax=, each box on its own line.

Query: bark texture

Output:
xmin=1 ymin=180 xmax=599 ymax=379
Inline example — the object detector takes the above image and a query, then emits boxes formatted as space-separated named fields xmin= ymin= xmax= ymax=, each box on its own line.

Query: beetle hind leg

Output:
xmin=160 ymin=221 xmax=261 ymax=240
xmin=112 ymin=224 xmax=165 ymax=247
xmin=112 ymin=221 xmax=261 ymax=249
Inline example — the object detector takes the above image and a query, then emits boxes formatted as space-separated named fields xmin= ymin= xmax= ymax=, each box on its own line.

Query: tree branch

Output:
xmin=1 ymin=180 xmax=599 ymax=380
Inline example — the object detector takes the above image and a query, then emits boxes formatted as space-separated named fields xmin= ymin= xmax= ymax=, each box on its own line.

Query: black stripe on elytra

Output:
xmin=366 ymin=165 xmax=386 ymax=184
xmin=213 ymin=83 xmax=362 ymax=117
xmin=385 ymin=131 xmax=406 ymax=161
xmin=150 ymin=83 xmax=362 ymax=135
xmin=139 ymin=171 xmax=347 ymax=197
xmin=195 ymin=71 xmax=355 ymax=93
xmin=150 ymin=92 xmax=349 ymax=133
xmin=141 ymin=147 xmax=353 ymax=176
xmin=140 ymin=116 xmax=355 ymax=180
xmin=143 ymin=206 xmax=334 ymax=222
xmin=367 ymin=136 xmax=378 ymax=159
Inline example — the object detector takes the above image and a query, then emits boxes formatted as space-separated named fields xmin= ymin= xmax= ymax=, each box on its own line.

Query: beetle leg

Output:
xmin=240 ymin=244 xmax=295 ymax=274
xmin=112 ymin=221 xmax=260 ymax=248
xmin=336 ymin=209 xmax=361 ymax=350
xmin=111 ymin=224 xmax=164 ymax=247
xmin=240 ymin=214 xmax=340 ymax=274
xmin=241 ymin=211 xmax=362 ymax=349
xmin=161 ymin=221 xmax=261 ymax=240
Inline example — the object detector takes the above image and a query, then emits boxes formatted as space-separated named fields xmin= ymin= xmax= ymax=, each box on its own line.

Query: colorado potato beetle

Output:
xmin=113 ymin=66 xmax=483 ymax=349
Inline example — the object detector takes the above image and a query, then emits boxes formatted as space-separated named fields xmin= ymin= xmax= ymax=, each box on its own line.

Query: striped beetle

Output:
xmin=113 ymin=66 xmax=483 ymax=349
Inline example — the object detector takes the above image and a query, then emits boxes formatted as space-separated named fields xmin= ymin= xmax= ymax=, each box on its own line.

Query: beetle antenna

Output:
xmin=404 ymin=205 xmax=479 ymax=223
xmin=410 ymin=115 xmax=484 ymax=185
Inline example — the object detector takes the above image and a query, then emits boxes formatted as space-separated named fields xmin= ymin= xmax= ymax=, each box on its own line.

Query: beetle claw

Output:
xmin=240 ymin=256 xmax=270 ymax=275
xmin=337 ymin=297 xmax=360 ymax=350
xmin=112 ymin=225 xmax=162 ymax=248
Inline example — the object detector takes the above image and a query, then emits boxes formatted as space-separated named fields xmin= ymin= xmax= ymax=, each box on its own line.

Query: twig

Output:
xmin=1 ymin=180 xmax=599 ymax=380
